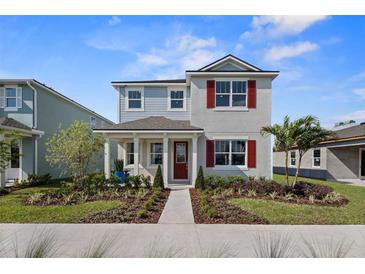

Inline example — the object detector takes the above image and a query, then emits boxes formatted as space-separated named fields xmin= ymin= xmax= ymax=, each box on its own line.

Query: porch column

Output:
xmin=117 ymin=142 xmax=125 ymax=161
xmin=0 ymin=133 xmax=5 ymax=188
xmin=192 ymin=134 xmax=198 ymax=186
xmin=104 ymin=138 xmax=111 ymax=179
xmin=133 ymin=134 xmax=139 ymax=175
xmin=163 ymin=133 xmax=168 ymax=187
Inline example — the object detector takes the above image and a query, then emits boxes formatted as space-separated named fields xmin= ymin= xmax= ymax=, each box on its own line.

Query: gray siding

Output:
xmin=190 ymin=76 xmax=273 ymax=179
xmin=119 ymin=86 xmax=191 ymax=123
xmin=36 ymin=85 xmax=116 ymax=178
xmin=0 ymin=84 xmax=34 ymax=128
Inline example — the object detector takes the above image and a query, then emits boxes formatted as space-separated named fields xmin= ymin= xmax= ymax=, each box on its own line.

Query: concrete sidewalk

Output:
xmin=1 ymin=224 xmax=365 ymax=257
xmin=158 ymin=186 xmax=194 ymax=224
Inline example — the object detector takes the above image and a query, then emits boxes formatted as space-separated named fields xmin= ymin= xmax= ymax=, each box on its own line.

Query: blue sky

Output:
xmin=0 ymin=15 xmax=364 ymax=127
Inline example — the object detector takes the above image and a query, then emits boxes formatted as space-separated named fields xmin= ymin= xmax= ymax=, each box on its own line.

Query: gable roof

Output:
xmin=0 ymin=79 xmax=114 ymax=125
xmin=196 ymin=54 xmax=262 ymax=72
xmin=0 ymin=117 xmax=32 ymax=131
xmin=94 ymin=116 xmax=203 ymax=131
xmin=333 ymin=124 xmax=365 ymax=139
xmin=112 ymin=79 xmax=186 ymax=85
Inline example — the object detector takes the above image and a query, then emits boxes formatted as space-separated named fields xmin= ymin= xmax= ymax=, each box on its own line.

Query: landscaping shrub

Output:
xmin=0 ymin=187 xmax=9 ymax=196
xmin=195 ymin=166 xmax=205 ymax=190
xmin=290 ymin=181 xmax=333 ymax=200
xmin=205 ymin=174 xmax=225 ymax=189
xmin=153 ymin=165 xmax=164 ymax=189
xmin=126 ymin=175 xmax=151 ymax=189
xmin=226 ymin=176 xmax=245 ymax=185
xmin=15 ymin=173 xmax=52 ymax=188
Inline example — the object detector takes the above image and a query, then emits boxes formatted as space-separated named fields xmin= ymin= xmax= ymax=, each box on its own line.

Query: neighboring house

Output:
xmin=95 ymin=55 xmax=279 ymax=187
xmin=0 ymin=79 xmax=115 ymax=187
xmin=273 ymin=123 xmax=365 ymax=181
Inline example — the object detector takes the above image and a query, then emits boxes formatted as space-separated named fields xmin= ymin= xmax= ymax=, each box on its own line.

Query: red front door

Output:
xmin=174 ymin=142 xmax=188 ymax=180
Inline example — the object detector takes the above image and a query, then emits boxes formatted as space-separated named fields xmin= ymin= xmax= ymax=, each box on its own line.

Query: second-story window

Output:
xmin=90 ymin=116 xmax=96 ymax=129
xmin=169 ymin=90 xmax=184 ymax=110
xmin=216 ymin=80 xmax=247 ymax=108
xmin=127 ymin=89 xmax=143 ymax=110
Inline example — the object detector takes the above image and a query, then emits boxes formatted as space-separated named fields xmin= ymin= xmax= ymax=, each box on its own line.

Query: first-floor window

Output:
xmin=290 ymin=151 xmax=296 ymax=166
xmin=10 ymin=143 xmax=20 ymax=168
xmin=313 ymin=149 xmax=321 ymax=167
xmin=215 ymin=140 xmax=246 ymax=166
xmin=127 ymin=143 xmax=134 ymax=165
xmin=150 ymin=143 xmax=163 ymax=165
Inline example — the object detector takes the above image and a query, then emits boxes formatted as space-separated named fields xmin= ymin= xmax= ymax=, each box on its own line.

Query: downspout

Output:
xmin=26 ymin=81 xmax=38 ymax=175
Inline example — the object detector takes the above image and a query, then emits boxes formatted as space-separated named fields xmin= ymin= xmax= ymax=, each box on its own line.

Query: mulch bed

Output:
xmin=190 ymin=188 xmax=269 ymax=224
xmin=80 ymin=189 xmax=170 ymax=223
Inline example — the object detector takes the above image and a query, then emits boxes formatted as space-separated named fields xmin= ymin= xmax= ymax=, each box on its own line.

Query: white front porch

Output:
xmin=103 ymin=132 xmax=200 ymax=187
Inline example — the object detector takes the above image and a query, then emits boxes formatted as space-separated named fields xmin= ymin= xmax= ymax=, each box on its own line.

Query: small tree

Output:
xmin=46 ymin=121 xmax=105 ymax=179
xmin=293 ymin=117 xmax=334 ymax=186
xmin=153 ymin=165 xmax=164 ymax=189
xmin=195 ymin=166 xmax=205 ymax=190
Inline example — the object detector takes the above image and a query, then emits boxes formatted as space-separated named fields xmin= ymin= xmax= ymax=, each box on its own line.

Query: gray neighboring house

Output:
xmin=95 ymin=55 xmax=279 ymax=187
xmin=273 ymin=123 xmax=365 ymax=181
xmin=0 ymin=79 xmax=116 ymax=187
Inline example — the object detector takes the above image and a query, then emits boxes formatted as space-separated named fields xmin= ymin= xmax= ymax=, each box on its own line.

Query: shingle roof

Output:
xmin=94 ymin=116 xmax=203 ymax=131
xmin=111 ymin=79 xmax=186 ymax=84
xmin=333 ymin=124 xmax=365 ymax=139
xmin=0 ymin=117 xmax=32 ymax=131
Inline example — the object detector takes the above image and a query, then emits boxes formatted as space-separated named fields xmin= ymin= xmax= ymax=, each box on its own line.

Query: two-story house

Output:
xmin=95 ymin=55 xmax=279 ymax=187
xmin=0 ymin=79 xmax=116 ymax=187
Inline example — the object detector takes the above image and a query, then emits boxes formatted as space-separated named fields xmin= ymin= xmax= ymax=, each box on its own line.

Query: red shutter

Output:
xmin=248 ymin=80 xmax=256 ymax=108
xmin=206 ymin=80 xmax=215 ymax=108
xmin=247 ymin=140 xmax=256 ymax=168
xmin=206 ymin=139 xmax=215 ymax=167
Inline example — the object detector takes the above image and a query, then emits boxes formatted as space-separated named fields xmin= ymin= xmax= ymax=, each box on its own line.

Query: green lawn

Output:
xmin=231 ymin=174 xmax=365 ymax=224
xmin=0 ymin=184 xmax=120 ymax=223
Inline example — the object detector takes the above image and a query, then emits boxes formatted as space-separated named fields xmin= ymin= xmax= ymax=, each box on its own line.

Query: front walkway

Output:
xmin=338 ymin=179 xmax=365 ymax=187
xmin=158 ymin=186 xmax=194 ymax=224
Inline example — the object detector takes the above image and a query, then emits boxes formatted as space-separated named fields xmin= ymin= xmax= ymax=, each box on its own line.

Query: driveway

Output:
xmin=1 ymin=224 xmax=364 ymax=257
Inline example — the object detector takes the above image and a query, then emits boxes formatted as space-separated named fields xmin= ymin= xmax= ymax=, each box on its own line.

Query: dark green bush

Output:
xmin=126 ymin=174 xmax=151 ymax=189
xmin=205 ymin=174 xmax=225 ymax=189
xmin=153 ymin=165 xmax=164 ymax=189
xmin=17 ymin=173 xmax=52 ymax=188
xmin=226 ymin=175 xmax=245 ymax=184
xmin=195 ymin=166 xmax=205 ymax=190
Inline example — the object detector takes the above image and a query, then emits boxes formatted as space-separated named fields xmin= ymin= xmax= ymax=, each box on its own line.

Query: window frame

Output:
xmin=215 ymin=79 xmax=248 ymax=109
xmin=90 ymin=116 xmax=97 ymax=129
xmin=148 ymin=142 xmax=163 ymax=167
xmin=167 ymin=87 xmax=186 ymax=111
xmin=126 ymin=142 xmax=135 ymax=166
xmin=214 ymin=139 xmax=247 ymax=168
xmin=312 ymin=148 xmax=321 ymax=168
xmin=125 ymin=87 xmax=144 ymax=111
xmin=4 ymin=85 xmax=18 ymax=111
xmin=289 ymin=150 xmax=296 ymax=167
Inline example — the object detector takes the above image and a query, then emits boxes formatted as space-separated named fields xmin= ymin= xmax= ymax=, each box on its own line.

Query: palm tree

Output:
xmin=293 ymin=117 xmax=334 ymax=186
xmin=261 ymin=116 xmax=304 ymax=185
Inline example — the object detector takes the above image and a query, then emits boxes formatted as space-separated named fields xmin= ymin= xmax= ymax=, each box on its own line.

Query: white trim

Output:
xmin=359 ymin=148 xmax=365 ymax=179
xmin=113 ymin=82 xmax=187 ymax=87
xmin=27 ymin=81 xmax=38 ymax=128
xmin=94 ymin=130 xmax=204 ymax=134
xmin=214 ymin=139 xmax=248 ymax=168
xmin=167 ymin=86 xmax=186 ymax=112
xmin=34 ymin=137 xmax=38 ymax=175
xmin=0 ymin=125 xmax=44 ymax=136
xmin=186 ymin=71 xmax=279 ymax=77
xmin=312 ymin=148 xmax=321 ymax=168
xmin=199 ymin=56 xmax=261 ymax=72
xmin=212 ymin=135 xmax=248 ymax=140
xmin=117 ymin=87 xmax=121 ymax=124
xmin=147 ymin=140 xmax=164 ymax=168
xmin=19 ymin=139 xmax=23 ymax=180
xmin=125 ymin=87 xmax=144 ymax=111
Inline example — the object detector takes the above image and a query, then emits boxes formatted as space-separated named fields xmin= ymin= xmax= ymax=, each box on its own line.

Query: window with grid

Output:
xmin=170 ymin=90 xmax=184 ymax=109
xmin=128 ymin=90 xmax=142 ymax=109
xmin=313 ymin=149 xmax=321 ymax=167
xmin=5 ymin=87 xmax=17 ymax=108
xmin=290 ymin=151 xmax=296 ymax=166
xmin=215 ymin=80 xmax=247 ymax=107
xmin=150 ymin=143 xmax=163 ymax=165
xmin=215 ymin=140 xmax=246 ymax=166
xmin=127 ymin=143 xmax=134 ymax=165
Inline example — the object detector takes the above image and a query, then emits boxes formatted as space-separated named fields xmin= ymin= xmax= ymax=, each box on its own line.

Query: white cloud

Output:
xmin=234 ymin=43 xmax=243 ymax=52
xmin=108 ymin=16 xmax=121 ymax=26
xmin=338 ymin=110 xmax=365 ymax=121
xmin=354 ymin=88 xmax=365 ymax=100
xmin=242 ymin=15 xmax=329 ymax=40
xmin=121 ymin=33 xmax=224 ymax=79
xmin=264 ymin=41 xmax=319 ymax=61
xmin=137 ymin=53 xmax=168 ymax=66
